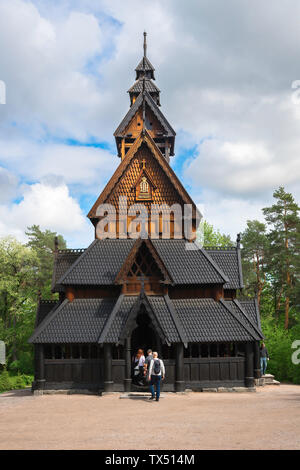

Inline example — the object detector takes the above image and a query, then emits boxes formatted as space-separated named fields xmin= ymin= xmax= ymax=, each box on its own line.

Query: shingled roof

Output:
xmin=114 ymin=92 xmax=175 ymax=139
xmin=29 ymin=298 xmax=116 ymax=344
xmin=152 ymin=239 xmax=229 ymax=285
xmin=172 ymin=298 xmax=261 ymax=343
xmin=56 ymin=239 xmax=231 ymax=288
xmin=35 ymin=300 xmax=60 ymax=327
xmin=135 ymin=56 xmax=155 ymax=73
xmin=128 ymin=79 xmax=160 ymax=94
xmin=58 ymin=239 xmax=135 ymax=286
xmin=52 ymin=249 xmax=85 ymax=292
xmin=29 ymin=294 xmax=185 ymax=345
xmin=29 ymin=293 xmax=261 ymax=345
xmin=205 ymin=247 xmax=244 ymax=289
xmin=88 ymin=131 xmax=198 ymax=220
xmin=239 ymin=298 xmax=261 ymax=329
xmin=223 ymin=299 xmax=263 ymax=339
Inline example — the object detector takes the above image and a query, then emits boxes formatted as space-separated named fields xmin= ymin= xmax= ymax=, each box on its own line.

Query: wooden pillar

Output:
xmin=124 ymin=337 xmax=132 ymax=392
xmin=103 ymin=343 xmax=114 ymax=392
xmin=245 ymin=342 xmax=255 ymax=388
xmin=175 ymin=343 xmax=185 ymax=392
xmin=35 ymin=344 xmax=45 ymax=390
xmin=121 ymin=138 xmax=125 ymax=160
xmin=254 ymin=341 xmax=261 ymax=379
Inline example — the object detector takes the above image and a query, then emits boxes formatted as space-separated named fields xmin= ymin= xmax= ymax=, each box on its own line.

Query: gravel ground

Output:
xmin=0 ymin=385 xmax=300 ymax=450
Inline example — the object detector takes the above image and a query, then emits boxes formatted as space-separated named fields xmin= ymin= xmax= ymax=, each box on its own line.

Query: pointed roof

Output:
xmin=134 ymin=32 xmax=155 ymax=80
xmin=205 ymin=246 xmax=244 ymax=289
xmin=135 ymin=56 xmax=156 ymax=74
xmin=115 ymin=238 xmax=172 ymax=284
xmin=89 ymin=130 xmax=195 ymax=219
xmin=114 ymin=91 xmax=175 ymax=139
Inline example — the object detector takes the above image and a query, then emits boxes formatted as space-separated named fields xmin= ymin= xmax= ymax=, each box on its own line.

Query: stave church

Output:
xmin=29 ymin=33 xmax=263 ymax=393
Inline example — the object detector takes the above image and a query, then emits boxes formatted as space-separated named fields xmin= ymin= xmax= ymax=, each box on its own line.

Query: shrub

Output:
xmin=0 ymin=369 xmax=11 ymax=392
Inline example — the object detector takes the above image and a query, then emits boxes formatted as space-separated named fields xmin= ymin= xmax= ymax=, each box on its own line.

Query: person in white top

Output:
xmin=147 ymin=351 xmax=165 ymax=401
xmin=132 ymin=349 xmax=145 ymax=385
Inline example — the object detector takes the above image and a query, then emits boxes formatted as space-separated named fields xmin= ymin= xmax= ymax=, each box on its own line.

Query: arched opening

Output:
xmin=131 ymin=306 xmax=159 ymax=356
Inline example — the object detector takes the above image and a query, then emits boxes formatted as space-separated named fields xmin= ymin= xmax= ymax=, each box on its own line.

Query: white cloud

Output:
xmin=0 ymin=180 xmax=93 ymax=246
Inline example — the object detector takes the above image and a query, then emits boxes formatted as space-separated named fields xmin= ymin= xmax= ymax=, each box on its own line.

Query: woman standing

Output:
xmin=132 ymin=349 xmax=145 ymax=385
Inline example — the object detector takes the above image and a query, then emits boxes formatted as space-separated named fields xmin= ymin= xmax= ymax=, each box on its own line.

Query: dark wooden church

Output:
xmin=29 ymin=34 xmax=263 ymax=393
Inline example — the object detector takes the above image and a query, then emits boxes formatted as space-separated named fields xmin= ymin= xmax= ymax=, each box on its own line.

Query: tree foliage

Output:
xmin=198 ymin=220 xmax=233 ymax=247
xmin=0 ymin=227 xmax=66 ymax=371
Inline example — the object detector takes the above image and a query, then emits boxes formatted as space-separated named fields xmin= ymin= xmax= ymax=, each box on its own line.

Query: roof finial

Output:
xmin=236 ymin=233 xmax=241 ymax=249
xmin=143 ymin=31 xmax=147 ymax=58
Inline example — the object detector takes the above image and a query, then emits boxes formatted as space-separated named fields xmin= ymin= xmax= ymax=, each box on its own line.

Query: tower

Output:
xmin=88 ymin=32 xmax=199 ymax=240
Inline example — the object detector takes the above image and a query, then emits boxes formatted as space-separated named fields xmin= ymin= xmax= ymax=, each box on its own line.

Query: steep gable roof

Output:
xmin=115 ymin=238 xmax=172 ymax=284
xmin=205 ymin=247 xmax=244 ymax=289
xmin=114 ymin=91 xmax=175 ymax=138
xmin=152 ymin=239 xmax=229 ymax=285
xmin=135 ymin=56 xmax=155 ymax=73
xmin=88 ymin=130 xmax=199 ymax=220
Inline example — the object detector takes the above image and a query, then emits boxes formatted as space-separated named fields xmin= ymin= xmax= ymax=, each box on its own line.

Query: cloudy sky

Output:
xmin=0 ymin=0 xmax=300 ymax=247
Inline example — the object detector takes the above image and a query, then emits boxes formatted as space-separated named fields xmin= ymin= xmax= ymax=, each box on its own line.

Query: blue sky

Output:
xmin=0 ymin=0 xmax=300 ymax=247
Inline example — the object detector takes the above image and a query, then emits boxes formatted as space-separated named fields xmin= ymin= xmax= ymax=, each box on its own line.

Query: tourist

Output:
xmin=144 ymin=349 xmax=153 ymax=376
xmin=147 ymin=351 xmax=165 ymax=401
xmin=260 ymin=342 xmax=269 ymax=376
xmin=132 ymin=349 xmax=145 ymax=385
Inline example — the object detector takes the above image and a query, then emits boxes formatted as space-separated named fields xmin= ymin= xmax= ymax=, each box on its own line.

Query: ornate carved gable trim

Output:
xmin=115 ymin=238 xmax=172 ymax=284
xmin=88 ymin=130 xmax=199 ymax=220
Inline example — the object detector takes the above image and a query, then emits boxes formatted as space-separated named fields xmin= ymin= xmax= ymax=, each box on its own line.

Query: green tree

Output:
xmin=0 ymin=237 xmax=38 ymax=362
xmin=263 ymin=187 xmax=300 ymax=329
xmin=241 ymin=220 xmax=269 ymax=306
xmin=198 ymin=220 xmax=233 ymax=247
xmin=25 ymin=225 xmax=66 ymax=299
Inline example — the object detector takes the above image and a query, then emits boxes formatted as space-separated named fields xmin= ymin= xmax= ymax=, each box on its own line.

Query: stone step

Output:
xmin=120 ymin=393 xmax=165 ymax=399
xmin=255 ymin=374 xmax=280 ymax=386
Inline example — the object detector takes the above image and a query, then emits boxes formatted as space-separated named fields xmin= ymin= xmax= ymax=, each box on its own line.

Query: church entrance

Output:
xmin=131 ymin=307 xmax=159 ymax=356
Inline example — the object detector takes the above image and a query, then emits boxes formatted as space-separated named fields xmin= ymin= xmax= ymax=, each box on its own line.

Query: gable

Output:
xmin=115 ymin=239 xmax=171 ymax=284
xmin=90 ymin=142 xmax=189 ymax=216
xmin=123 ymin=104 xmax=165 ymax=141
xmin=114 ymin=92 xmax=175 ymax=139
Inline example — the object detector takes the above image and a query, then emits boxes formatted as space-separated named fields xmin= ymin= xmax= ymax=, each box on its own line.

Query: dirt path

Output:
xmin=0 ymin=385 xmax=300 ymax=450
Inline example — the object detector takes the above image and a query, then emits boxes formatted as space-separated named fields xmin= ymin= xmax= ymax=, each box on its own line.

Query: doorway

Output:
xmin=131 ymin=307 xmax=159 ymax=357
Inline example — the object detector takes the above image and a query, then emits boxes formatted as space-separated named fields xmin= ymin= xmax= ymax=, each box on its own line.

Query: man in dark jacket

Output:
xmin=260 ymin=343 xmax=270 ymax=376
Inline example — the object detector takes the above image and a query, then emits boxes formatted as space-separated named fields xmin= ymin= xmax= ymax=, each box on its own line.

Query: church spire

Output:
xmin=143 ymin=31 xmax=147 ymax=58
xmin=128 ymin=32 xmax=160 ymax=107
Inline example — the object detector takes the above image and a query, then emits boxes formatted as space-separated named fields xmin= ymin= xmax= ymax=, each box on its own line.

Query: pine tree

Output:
xmin=241 ymin=220 xmax=269 ymax=306
xmin=263 ymin=187 xmax=300 ymax=329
